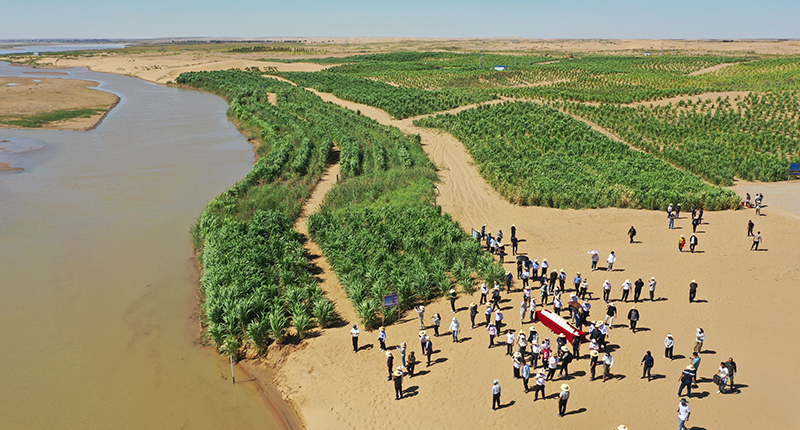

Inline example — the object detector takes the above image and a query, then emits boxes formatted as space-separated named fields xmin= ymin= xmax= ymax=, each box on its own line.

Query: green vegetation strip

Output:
xmin=0 ymin=108 xmax=104 ymax=128
xmin=415 ymin=101 xmax=739 ymax=210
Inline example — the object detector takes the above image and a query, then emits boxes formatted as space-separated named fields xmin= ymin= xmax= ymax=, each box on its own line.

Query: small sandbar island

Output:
xmin=0 ymin=76 xmax=119 ymax=131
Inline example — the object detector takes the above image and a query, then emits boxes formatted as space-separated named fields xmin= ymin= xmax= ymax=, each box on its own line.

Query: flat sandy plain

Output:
xmin=14 ymin=39 xmax=800 ymax=429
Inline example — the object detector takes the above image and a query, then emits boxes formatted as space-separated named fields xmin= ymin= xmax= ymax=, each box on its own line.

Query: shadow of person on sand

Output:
xmin=564 ymin=407 xmax=587 ymax=416
xmin=356 ymin=344 xmax=374 ymax=352
xmin=496 ymin=400 xmax=515 ymax=410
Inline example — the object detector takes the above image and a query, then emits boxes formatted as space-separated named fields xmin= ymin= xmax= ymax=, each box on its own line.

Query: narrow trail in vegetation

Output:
xmin=293 ymin=147 xmax=359 ymax=326
xmin=688 ymin=62 xmax=742 ymax=76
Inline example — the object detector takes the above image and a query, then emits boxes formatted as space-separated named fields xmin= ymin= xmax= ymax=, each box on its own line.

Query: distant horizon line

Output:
xmin=2 ymin=37 xmax=799 ymax=43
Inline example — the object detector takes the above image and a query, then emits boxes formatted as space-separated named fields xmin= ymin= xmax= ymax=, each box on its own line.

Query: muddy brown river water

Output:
xmin=0 ymin=63 xmax=295 ymax=429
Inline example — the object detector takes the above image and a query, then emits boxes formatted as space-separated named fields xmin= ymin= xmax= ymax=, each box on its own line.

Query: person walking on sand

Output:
xmin=689 ymin=280 xmax=698 ymax=303
xmin=725 ymin=357 xmax=738 ymax=391
xmin=607 ymin=251 xmax=616 ymax=271
xmin=533 ymin=371 xmax=546 ymax=400
xmin=627 ymin=306 xmax=640 ymax=333
xmin=628 ymin=226 xmax=637 ymax=243
xmin=506 ymin=329 xmax=516 ymax=356
xmin=350 ymin=324 xmax=360 ymax=353
xmin=491 ymin=379 xmax=502 ymax=411
xmin=450 ymin=317 xmax=460 ymax=343
xmin=694 ymin=328 xmax=705 ymax=354
xmin=557 ymin=384 xmax=570 ymax=417
xmin=715 ymin=362 xmax=729 ymax=394
xmin=559 ymin=269 xmax=567 ymax=291
xmin=559 ymin=346 xmax=573 ymax=377
xmin=386 ymin=351 xmax=394 ymax=381
xmin=747 ymin=220 xmax=754 ymax=237
xmin=399 ymin=342 xmax=407 ymax=367
xmin=602 ymin=279 xmax=612 ymax=303
xmin=649 ymin=277 xmax=657 ymax=301
xmin=469 ymin=302 xmax=478 ymax=329
xmin=378 ymin=326 xmax=387 ymax=351
xmin=424 ymin=338 xmax=433 ymax=367
xmin=678 ymin=398 xmax=691 ymax=430
xmin=393 ymin=369 xmax=404 ymax=400
xmin=602 ymin=352 xmax=614 ymax=382
xmin=664 ymin=333 xmax=675 ymax=360
xmin=512 ymin=352 xmax=522 ymax=379
xmin=573 ymin=272 xmax=583 ymax=293
xmin=589 ymin=350 xmax=599 ymax=380
xmin=487 ymin=322 xmax=498 ymax=348
xmin=641 ymin=350 xmax=654 ymax=381
xmin=633 ymin=278 xmax=644 ymax=302
xmin=480 ymin=283 xmax=488 ymax=305
xmin=449 ymin=289 xmax=458 ymax=313
xmin=547 ymin=353 xmax=559 ymax=381
xmin=415 ymin=306 xmax=425 ymax=330
xmin=432 ymin=313 xmax=441 ymax=337
xmin=678 ymin=235 xmax=686 ymax=252
xmin=591 ymin=252 xmax=600 ymax=271
xmin=579 ymin=278 xmax=589 ymax=301
xmin=485 ymin=304 xmax=493 ymax=326
xmin=692 ymin=216 xmax=700 ymax=233
xmin=407 ymin=351 xmax=416 ymax=377
xmin=678 ymin=365 xmax=695 ymax=397
xmin=495 ymin=310 xmax=504 ymax=331
xmin=669 ymin=211 xmax=676 ymax=229
xmin=620 ymin=280 xmax=631 ymax=302
xmin=751 ymin=231 xmax=762 ymax=250
xmin=689 ymin=234 xmax=698 ymax=253
xmin=419 ymin=330 xmax=428 ymax=355
xmin=605 ymin=302 xmax=617 ymax=327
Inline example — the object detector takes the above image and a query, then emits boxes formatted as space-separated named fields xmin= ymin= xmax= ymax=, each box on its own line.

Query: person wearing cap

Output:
xmin=512 ymin=352 xmax=522 ymax=379
xmin=620 ymin=280 xmax=631 ymax=302
xmin=578 ymin=278 xmax=588 ymax=301
xmin=602 ymin=352 xmax=614 ymax=382
xmin=491 ymin=379 xmax=502 ymax=410
xmin=602 ymin=279 xmax=612 ymax=303
xmin=627 ymin=306 xmax=640 ymax=333
xmin=415 ymin=305 xmax=425 ymax=330
xmin=393 ymin=368 xmax=404 ymax=400
xmin=589 ymin=350 xmax=599 ymax=380
xmin=678 ymin=365 xmax=696 ymax=397
xmin=605 ymin=302 xmax=617 ymax=328
xmin=521 ymin=360 xmax=531 ymax=392
xmin=669 ymin=210 xmax=676 ymax=229
xmin=533 ymin=371 xmax=547 ymax=400
xmin=693 ymin=328 xmax=704 ymax=354
xmin=480 ymin=283 xmax=489 ymax=305
xmin=350 ymin=324 xmax=360 ymax=353
xmin=678 ymin=398 xmax=691 ymax=430
xmin=641 ymin=350 xmax=655 ymax=381
xmin=633 ymin=278 xmax=644 ymax=302
xmin=469 ymin=302 xmax=478 ymax=329
xmin=449 ymin=288 xmax=458 ymax=313
xmin=432 ymin=313 xmax=441 ymax=337
xmin=406 ymin=351 xmax=417 ymax=377
xmin=649 ymin=277 xmax=657 ymax=301
xmin=559 ymin=345 xmax=574 ymax=377
xmin=378 ymin=327 xmax=387 ymax=351
xmin=386 ymin=351 xmax=394 ymax=381
xmin=557 ymin=384 xmax=571 ymax=417
xmin=689 ymin=280 xmax=698 ymax=303
xmin=487 ymin=322 xmax=498 ymax=348
xmin=606 ymin=251 xmax=616 ymax=271
xmin=664 ymin=333 xmax=675 ymax=360
xmin=449 ymin=316 xmax=460 ymax=343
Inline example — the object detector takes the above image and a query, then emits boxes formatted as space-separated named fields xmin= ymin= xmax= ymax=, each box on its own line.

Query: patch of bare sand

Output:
xmin=263 ymin=90 xmax=800 ymax=430
xmin=689 ymin=63 xmax=743 ymax=76
xmin=0 ymin=77 xmax=118 ymax=131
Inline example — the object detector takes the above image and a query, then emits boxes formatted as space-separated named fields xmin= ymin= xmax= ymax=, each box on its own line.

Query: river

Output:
xmin=0 ymin=62 xmax=296 ymax=429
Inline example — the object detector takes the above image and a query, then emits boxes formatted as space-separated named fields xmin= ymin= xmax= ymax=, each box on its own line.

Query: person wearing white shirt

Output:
xmin=694 ymin=328 xmax=705 ymax=354
xmin=715 ymin=362 xmax=729 ymax=393
xmin=505 ymin=330 xmax=516 ymax=356
xmin=677 ymin=398 xmax=690 ymax=430
xmin=520 ymin=301 xmax=528 ymax=325
xmin=649 ymin=277 xmax=657 ymax=301
xmin=664 ymin=333 xmax=675 ymax=360
xmin=607 ymin=251 xmax=616 ymax=271
xmin=530 ymin=341 xmax=541 ymax=368
xmin=350 ymin=324 xmax=360 ymax=352
xmin=449 ymin=317 xmax=460 ymax=343
xmin=602 ymin=280 xmax=612 ymax=302
xmin=620 ymin=280 xmax=631 ymax=302
xmin=602 ymin=352 xmax=614 ymax=382
xmin=533 ymin=371 xmax=547 ymax=400
xmin=480 ymin=283 xmax=489 ymax=305
xmin=491 ymin=379 xmax=502 ymax=410
xmin=547 ymin=355 xmax=559 ymax=380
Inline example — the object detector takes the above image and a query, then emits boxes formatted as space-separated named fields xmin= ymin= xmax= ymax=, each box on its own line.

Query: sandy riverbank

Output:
xmin=0 ymin=76 xmax=119 ymax=131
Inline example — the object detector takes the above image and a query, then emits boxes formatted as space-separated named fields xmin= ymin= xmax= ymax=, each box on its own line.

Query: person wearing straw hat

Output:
xmin=386 ymin=351 xmax=394 ymax=381
xmin=469 ymin=302 xmax=478 ymax=329
xmin=602 ymin=351 xmax=614 ymax=382
xmin=491 ymin=379 xmax=502 ymax=411
xmin=589 ymin=350 xmax=600 ymax=380
xmin=517 ymin=330 xmax=528 ymax=356
xmin=393 ymin=368 xmax=404 ymax=400
xmin=415 ymin=305 xmax=425 ymax=330
xmin=480 ymin=282 xmax=489 ymax=305
xmin=557 ymin=384 xmax=570 ymax=417
xmin=424 ymin=337 xmax=433 ymax=367
xmin=602 ymin=279 xmax=612 ymax=303
xmin=449 ymin=288 xmax=458 ymax=313
xmin=487 ymin=322 xmax=498 ymax=348
xmin=620 ymin=280 xmax=631 ymax=303
xmin=506 ymin=329 xmax=516 ymax=356
xmin=350 ymin=324 xmax=360 ymax=353
xmin=689 ymin=281 xmax=698 ymax=303
xmin=605 ymin=302 xmax=617 ymax=328
xmin=533 ymin=370 xmax=547 ymax=400
xmin=573 ymin=272 xmax=582 ymax=293
xmin=432 ymin=313 xmax=441 ymax=337
xmin=559 ymin=345 xmax=574 ymax=377
xmin=449 ymin=316 xmax=460 ymax=343
xmin=664 ymin=333 xmax=675 ymax=360
xmin=546 ymin=351 xmax=559 ymax=381
xmin=677 ymin=398 xmax=691 ymax=430
xmin=419 ymin=331 xmax=428 ymax=355
xmin=559 ymin=268 xmax=567 ymax=291
xmin=378 ymin=326 xmax=387 ymax=351
xmin=694 ymin=328 xmax=705 ymax=354
xmin=399 ymin=342 xmax=407 ymax=367
xmin=406 ymin=351 xmax=417 ymax=377
xmin=618 ymin=426 xmax=628 ymax=430
xmin=678 ymin=365 xmax=696 ymax=397
xmin=512 ymin=352 xmax=523 ymax=379
xmin=530 ymin=335 xmax=541 ymax=368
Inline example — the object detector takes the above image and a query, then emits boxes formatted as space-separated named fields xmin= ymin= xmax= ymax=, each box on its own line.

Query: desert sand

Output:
xmin=0 ymin=76 xmax=118 ymax=131
xmin=37 ymin=43 xmax=800 ymax=429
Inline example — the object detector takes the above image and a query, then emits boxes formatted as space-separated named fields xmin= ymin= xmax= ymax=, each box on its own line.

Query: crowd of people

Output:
xmin=349 ymin=200 xmax=750 ymax=424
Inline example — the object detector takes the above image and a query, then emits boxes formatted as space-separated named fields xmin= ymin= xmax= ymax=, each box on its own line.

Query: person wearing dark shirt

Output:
xmin=627 ymin=306 xmax=640 ymax=333
xmin=633 ymin=278 xmax=644 ymax=302
xmin=641 ymin=351 xmax=654 ymax=381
